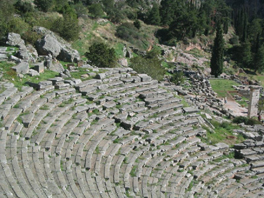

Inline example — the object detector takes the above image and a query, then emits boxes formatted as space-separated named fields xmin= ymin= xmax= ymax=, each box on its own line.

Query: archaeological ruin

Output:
xmin=0 ymin=64 xmax=264 ymax=198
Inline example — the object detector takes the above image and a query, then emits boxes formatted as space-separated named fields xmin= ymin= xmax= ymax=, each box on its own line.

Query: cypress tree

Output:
xmin=210 ymin=23 xmax=224 ymax=77
xmin=254 ymin=44 xmax=264 ymax=73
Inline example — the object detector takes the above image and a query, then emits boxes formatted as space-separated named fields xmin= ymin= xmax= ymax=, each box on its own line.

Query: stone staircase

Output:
xmin=0 ymin=67 xmax=263 ymax=198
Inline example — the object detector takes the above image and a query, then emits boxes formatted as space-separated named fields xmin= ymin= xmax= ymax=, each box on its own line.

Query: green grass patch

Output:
xmin=187 ymin=48 xmax=204 ymax=58
xmin=70 ymin=68 xmax=93 ymax=80
xmin=186 ymin=180 xmax=194 ymax=191
xmin=114 ymin=43 xmax=125 ymax=58
xmin=200 ymin=121 xmax=244 ymax=146
xmin=130 ymin=165 xmax=138 ymax=177
xmin=210 ymin=79 xmax=239 ymax=98
xmin=0 ymin=62 xmax=58 ymax=89
xmin=213 ymin=151 xmax=235 ymax=162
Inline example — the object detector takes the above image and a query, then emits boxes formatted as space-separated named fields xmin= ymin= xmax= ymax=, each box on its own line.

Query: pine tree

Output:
xmin=254 ymin=44 xmax=264 ymax=73
xmin=240 ymin=40 xmax=252 ymax=69
xmin=147 ymin=3 xmax=160 ymax=25
xmin=210 ymin=23 xmax=224 ymax=77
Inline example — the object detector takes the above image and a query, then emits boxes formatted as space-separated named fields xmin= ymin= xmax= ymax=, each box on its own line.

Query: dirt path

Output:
xmin=224 ymin=98 xmax=248 ymax=117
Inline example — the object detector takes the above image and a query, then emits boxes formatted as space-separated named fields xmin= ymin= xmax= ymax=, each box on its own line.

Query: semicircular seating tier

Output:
xmin=0 ymin=67 xmax=263 ymax=198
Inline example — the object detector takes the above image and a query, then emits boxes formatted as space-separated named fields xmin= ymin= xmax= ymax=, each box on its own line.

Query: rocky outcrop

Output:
xmin=6 ymin=33 xmax=38 ymax=63
xmin=35 ymin=34 xmax=61 ymax=57
xmin=34 ymin=26 xmax=80 ymax=63
xmin=6 ymin=33 xmax=25 ymax=48
xmin=16 ymin=44 xmax=38 ymax=63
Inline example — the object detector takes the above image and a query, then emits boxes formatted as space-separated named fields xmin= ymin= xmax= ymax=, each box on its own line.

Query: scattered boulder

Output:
xmin=57 ymin=47 xmax=80 ymax=63
xmin=5 ymin=33 xmax=39 ymax=63
xmin=28 ymin=69 xmax=39 ymax=76
xmin=15 ymin=44 xmax=38 ymax=63
xmin=6 ymin=33 xmax=25 ymax=48
xmin=0 ymin=53 xmax=8 ymax=61
xmin=48 ymin=60 xmax=64 ymax=73
xmin=34 ymin=26 xmax=80 ymax=63
xmin=9 ymin=55 xmax=22 ymax=63
xmin=59 ymin=69 xmax=71 ymax=78
xmin=33 ymin=62 xmax=45 ymax=73
xmin=12 ymin=62 xmax=29 ymax=74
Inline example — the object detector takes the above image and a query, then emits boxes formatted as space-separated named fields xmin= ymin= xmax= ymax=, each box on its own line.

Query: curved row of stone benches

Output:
xmin=0 ymin=66 xmax=263 ymax=198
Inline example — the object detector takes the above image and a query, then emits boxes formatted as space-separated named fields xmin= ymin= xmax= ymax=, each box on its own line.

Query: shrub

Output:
xmin=8 ymin=17 xmax=30 ymax=35
xmin=134 ymin=20 xmax=141 ymax=30
xmin=116 ymin=22 xmax=148 ymax=49
xmin=170 ymin=71 xmax=184 ymax=85
xmin=14 ymin=0 xmax=34 ymax=15
xmin=85 ymin=43 xmax=117 ymax=68
xmin=51 ymin=14 xmax=80 ymax=41
xmin=116 ymin=22 xmax=139 ymax=41
xmin=88 ymin=3 xmax=104 ymax=18
xmin=233 ymin=116 xmax=261 ymax=125
xmin=130 ymin=49 xmax=165 ymax=81
xmin=22 ymin=29 xmax=42 ymax=45
xmin=34 ymin=0 xmax=53 ymax=12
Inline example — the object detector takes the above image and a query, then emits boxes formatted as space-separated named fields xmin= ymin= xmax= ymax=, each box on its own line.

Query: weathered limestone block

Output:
xmin=12 ymin=62 xmax=29 ymax=74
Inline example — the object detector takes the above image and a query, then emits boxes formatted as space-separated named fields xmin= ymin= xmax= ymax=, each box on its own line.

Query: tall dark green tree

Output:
xmin=210 ymin=23 xmax=224 ymax=77
xmin=240 ymin=40 xmax=253 ymax=69
xmin=146 ymin=3 xmax=160 ymax=25
xmin=254 ymin=44 xmax=264 ymax=73
xmin=34 ymin=0 xmax=53 ymax=12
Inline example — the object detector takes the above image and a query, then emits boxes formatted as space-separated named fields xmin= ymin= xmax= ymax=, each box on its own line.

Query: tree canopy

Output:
xmin=85 ymin=43 xmax=117 ymax=68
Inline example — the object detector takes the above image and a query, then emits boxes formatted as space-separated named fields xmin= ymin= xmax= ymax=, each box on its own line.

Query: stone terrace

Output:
xmin=0 ymin=66 xmax=263 ymax=198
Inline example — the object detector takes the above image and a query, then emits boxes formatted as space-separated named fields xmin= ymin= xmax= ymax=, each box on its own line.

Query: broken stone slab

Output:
xmin=215 ymin=143 xmax=229 ymax=150
xmin=138 ymin=74 xmax=152 ymax=82
xmin=234 ymin=143 xmax=247 ymax=149
xmin=183 ymin=107 xmax=199 ymax=114
xmin=251 ymin=160 xmax=264 ymax=168
xmin=240 ymin=149 xmax=257 ymax=156
xmin=33 ymin=62 xmax=45 ymax=73
xmin=9 ymin=55 xmax=22 ymax=63
xmin=75 ymin=104 xmax=96 ymax=113
xmin=0 ymin=54 xmax=8 ymax=61
xmin=13 ymin=121 xmax=23 ymax=135
xmin=49 ymin=60 xmax=64 ymax=73
xmin=95 ymin=73 xmax=106 ymax=80
xmin=28 ymin=69 xmax=39 ymax=76
xmin=12 ymin=62 xmax=29 ymax=74
xmin=48 ymin=77 xmax=64 ymax=85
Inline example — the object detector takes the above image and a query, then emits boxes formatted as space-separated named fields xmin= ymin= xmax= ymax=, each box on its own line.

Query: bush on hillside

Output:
xmin=170 ymin=71 xmax=184 ymax=85
xmin=14 ymin=0 xmax=34 ymax=15
xmin=85 ymin=43 xmax=117 ymax=68
xmin=130 ymin=49 xmax=165 ymax=81
xmin=133 ymin=20 xmax=141 ymax=30
xmin=88 ymin=3 xmax=104 ymax=18
xmin=51 ymin=14 xmax=80 ymax=41
xmin=116 ymin=22 xmax=148 ymax=49
xmin=233 ymin=116 xmax=261 ymax=125
xmin=34 ymin=0 xmax=53 ymax=12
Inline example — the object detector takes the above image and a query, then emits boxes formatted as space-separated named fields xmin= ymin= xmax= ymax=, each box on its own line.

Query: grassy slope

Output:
xmin=210 ymin=79 xmax=239 ymax=98
xmin=72 ymin=18 xmax=160 ymax=60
